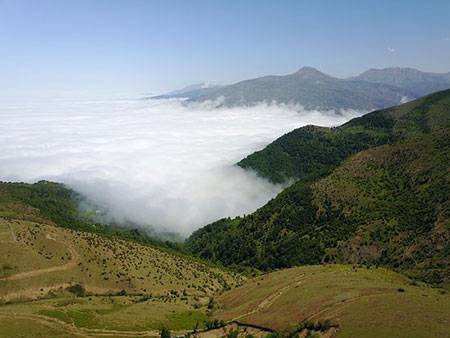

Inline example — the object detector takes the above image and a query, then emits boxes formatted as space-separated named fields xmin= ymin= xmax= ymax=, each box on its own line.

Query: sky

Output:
xmin=1 ymin=0 xmax=450 ymax=96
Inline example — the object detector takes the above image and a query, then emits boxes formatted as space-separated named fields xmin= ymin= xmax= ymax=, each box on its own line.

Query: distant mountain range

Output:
xmin=353 ymin=67 xmax=450 ymax=97
xmin=150 ymin=82 xmax=224 ymax=100
xmin=152 ymin=67 xmax=450 ymax=111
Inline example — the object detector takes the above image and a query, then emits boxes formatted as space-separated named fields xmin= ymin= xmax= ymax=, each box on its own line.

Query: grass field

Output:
xmin=215 ymin=265 xmax=450 ymax=337
xmin=0 ymin=217 xmax=244 ymax=336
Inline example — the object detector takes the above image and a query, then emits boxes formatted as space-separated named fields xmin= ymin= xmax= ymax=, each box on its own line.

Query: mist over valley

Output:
xmin=0 ymin=96 xmax=362 ymax=235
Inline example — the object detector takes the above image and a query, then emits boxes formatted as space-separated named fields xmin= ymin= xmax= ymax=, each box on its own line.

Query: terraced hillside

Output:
xmin=0 ymin=216 xmax=244 ymax=336
xmin=215 ymin=265 xmax=450 ymax=338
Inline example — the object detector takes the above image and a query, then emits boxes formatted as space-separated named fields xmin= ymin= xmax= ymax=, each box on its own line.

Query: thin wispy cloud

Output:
xmin=0 ymin=97 xmax=362 ymax=235
xmin=387 ymin=47 xmax=396 ymax=53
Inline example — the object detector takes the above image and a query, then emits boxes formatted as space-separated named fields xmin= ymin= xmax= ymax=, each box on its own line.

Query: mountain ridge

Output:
xmin=153 ymin=67 xmax=450 ymax=111
xmin=353 ymin=67 xmax=450 ymax=96
xmin=190 ymin=66 xmax=416 ymax=110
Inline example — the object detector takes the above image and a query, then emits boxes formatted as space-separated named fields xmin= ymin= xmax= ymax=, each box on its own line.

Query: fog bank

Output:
xmin=0 ymin=97 xmax=362 ymax=235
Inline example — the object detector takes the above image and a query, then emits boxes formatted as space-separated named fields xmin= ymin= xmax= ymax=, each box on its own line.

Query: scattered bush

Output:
xmin=68 ymin=284 xmax=85 ymax=297
xmin=160 ymin=325 xmax=171 ymax=338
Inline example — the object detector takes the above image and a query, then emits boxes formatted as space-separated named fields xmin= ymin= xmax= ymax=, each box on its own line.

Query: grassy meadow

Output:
xmin=0 ymin=218 xmax=244 ymax=336
xmin=215 ymin=265 xmax=450 ymax=337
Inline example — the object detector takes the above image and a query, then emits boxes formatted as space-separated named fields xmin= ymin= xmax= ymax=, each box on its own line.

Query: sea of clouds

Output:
xmin=0 ymin=96 xmax=362 ymax=236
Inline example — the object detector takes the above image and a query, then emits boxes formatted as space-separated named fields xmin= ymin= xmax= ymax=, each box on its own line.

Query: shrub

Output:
xmin=160 ymin=325 xmax=171 ymax=338
xmin=305 ymin=331 xmax=319 ymax=338
xmin=207 ymin=297 xmax=215 ymax=309
xmin=226 ymin=329 xmax=239 ymax=338
xmin=68 ymin=284 xmax=85 ymax=297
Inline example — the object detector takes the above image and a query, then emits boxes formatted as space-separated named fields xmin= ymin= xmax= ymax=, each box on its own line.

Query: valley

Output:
xmin=1 ymin=89 xmax=449 ymax=337
xmin=2 ymin=2 xmax=450 ymax=337
xmin=1 ymin=217 xmax=449 ymax=338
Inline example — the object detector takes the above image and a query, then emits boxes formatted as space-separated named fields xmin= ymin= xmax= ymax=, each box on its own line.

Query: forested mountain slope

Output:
xmin=238 ymin=89 xmax=450 ymax=183
xmin=188 ymin=92 xmax=450 ymax=287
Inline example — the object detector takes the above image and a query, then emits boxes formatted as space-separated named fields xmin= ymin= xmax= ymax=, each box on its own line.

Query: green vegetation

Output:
xmin=188 ymin=90 xmax=450 ymax=287
xmin=1 ymin=89 xmax=449 ymax=337
xmin=160 ymin=325 xmax=171 ymax=338
xmin=238 ymin=89 xmax=450 ymax=183
xmin=204 ymin=317 xmax=226 ymax=330
xmin=67 ymin=309 xmax=98 ymax=328
xmin=0 ymin=180 xmax=186 ymax=253
xmin=38 ymin=309 xmax=72 ymax=324
xmin=0 ymin=216 xmax=244 ymax=335
xmin=67 ymin=284 xmax=85 ymax=297
xmin=166 ymin=311 xmax=211 ymax=330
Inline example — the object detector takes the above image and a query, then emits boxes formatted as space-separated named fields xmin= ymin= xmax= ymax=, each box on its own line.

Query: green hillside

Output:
xmin=215 ymin=265 xmax=450 ymax=337
xmin=0 ymin=185 xmax=244 ymax=336
xmin=0 ymin=181 xmax=184 ymax=250
xmin=238 ymin=89 xmax=450 ymax=183
xmin=187 ymin=92 xmax=450 ymax=288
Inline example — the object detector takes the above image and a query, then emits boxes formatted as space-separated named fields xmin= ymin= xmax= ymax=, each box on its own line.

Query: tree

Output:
xmin=193 ymin=321 xmax=199 ymax=333
xmin=207 ymin=297 xmax=215 ymax=309
xmin=160 ymin=325 xmax=171 ymax=338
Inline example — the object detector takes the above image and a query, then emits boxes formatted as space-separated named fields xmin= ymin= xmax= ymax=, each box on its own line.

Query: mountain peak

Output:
xmin=294 ymin=66 xmax=331 ymax=79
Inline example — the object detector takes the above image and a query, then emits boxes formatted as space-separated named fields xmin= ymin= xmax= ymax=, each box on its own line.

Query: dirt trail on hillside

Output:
xmin=0 ymin=313 xmax=89 ymax=338
xmin=233 ymin=274 xmax=304 ymax=321
xmin=0 ymin=233 xmax=79 ymax=282
xmin=305 ymin=292 xmax=395 ymax=321
xmin=0 ymin=282 xmax=73 ymax=302
xmin=0 ymin=312 xmax=182 ymax=337
xmin=0 ymin=221 xmax=17 ymax=243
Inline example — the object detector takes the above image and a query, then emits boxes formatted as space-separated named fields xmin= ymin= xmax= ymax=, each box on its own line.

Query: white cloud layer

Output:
xmin=0 ymin=97 xmax=362 ymax=235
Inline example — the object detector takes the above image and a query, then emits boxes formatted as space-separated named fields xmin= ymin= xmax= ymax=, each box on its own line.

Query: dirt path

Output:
xmin=0 ymin=313 xmax=89 ymax=338
xmin=306 ymin=292 xmax=395 ymax=321
xmin=0 ymin=233 xmax=79 ymax=282
xmin=0 ymin=312 xmax=180 ymax=337
xmin=0 ymin=221 xmax=17 ymax=243
xmin=0 ymin=282 xmax=74 ymax=302
xmin=233 ymin=274 xmax=304 ymax=321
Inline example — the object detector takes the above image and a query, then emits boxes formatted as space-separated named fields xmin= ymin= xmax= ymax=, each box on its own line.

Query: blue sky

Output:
xmin=1 ymin=0 xmax=449 ymax=96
